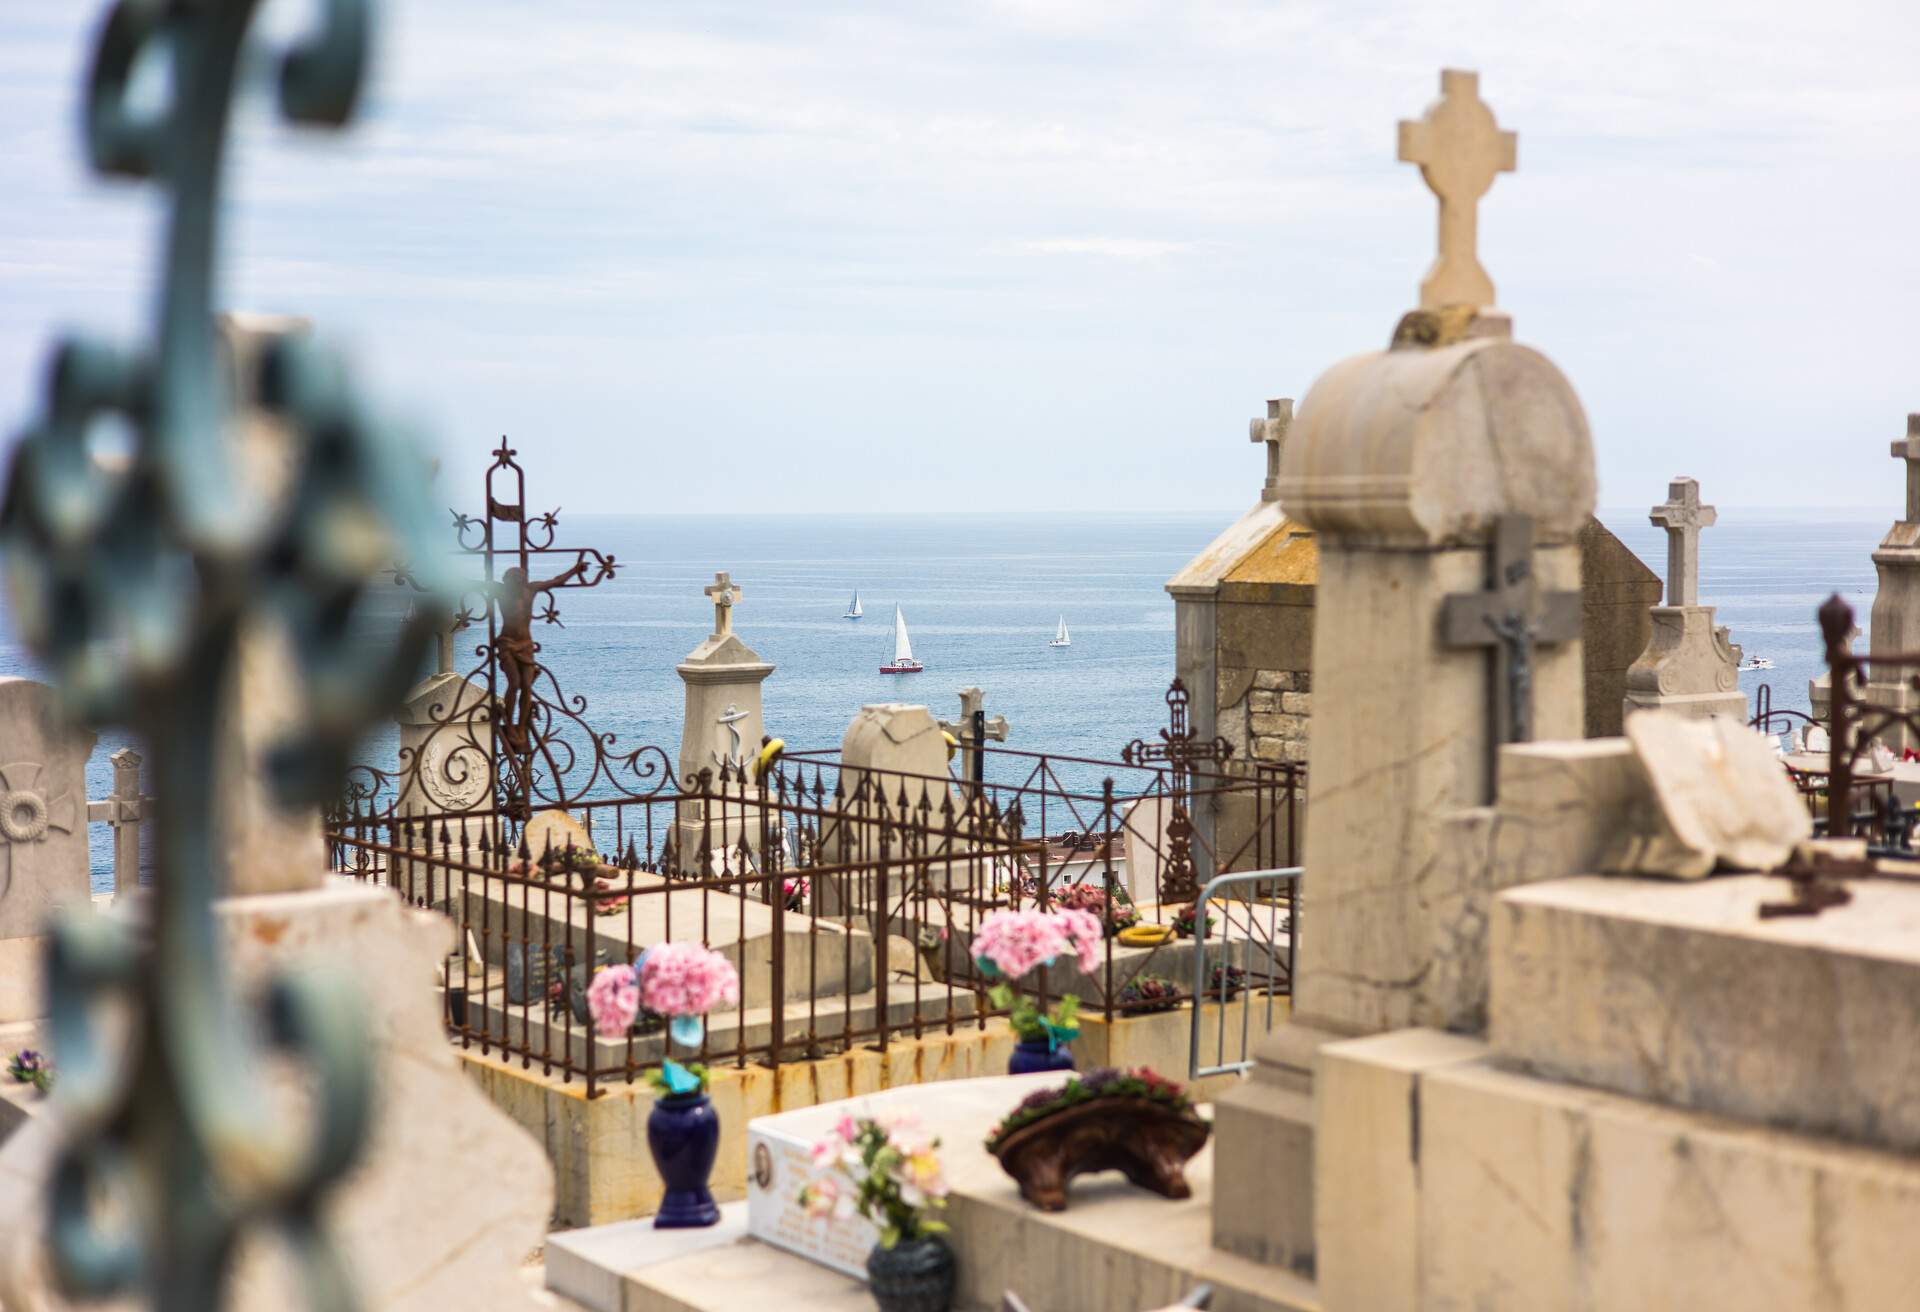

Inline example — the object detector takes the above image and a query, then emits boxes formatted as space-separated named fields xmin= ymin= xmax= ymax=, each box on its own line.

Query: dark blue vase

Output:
xmin=648 ymin=1092 xmax=721 ymax=1228
xmin=1008 ymin=1038 xmax=1075 ymax=1076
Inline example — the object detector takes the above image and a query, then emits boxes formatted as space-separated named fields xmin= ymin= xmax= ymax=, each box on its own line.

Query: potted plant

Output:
xmin=971 ymin=907 xmax=1102 ymax=1075
xmin=984 ymin=1066 xmax=1210 ymax=1212
xmin=1053 ymin=881 xmax=1140 ymax=936
xmin=799 ymin=1113 xmax=954 ymax=1312
xmin=588 ymin=941 xmax=741 ymax=1228
xmin=7 ymin=1049 xmax=52 ymax=1095
xmin=1170 ymin=900 xmax=1212 ymax=939
xmin=1115 ymin=973 xmax=1181 ymax=1015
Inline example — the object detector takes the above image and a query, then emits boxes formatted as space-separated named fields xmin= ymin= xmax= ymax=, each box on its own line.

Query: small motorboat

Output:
xmin=1739 ymin=656 xmax=1774 ymax=672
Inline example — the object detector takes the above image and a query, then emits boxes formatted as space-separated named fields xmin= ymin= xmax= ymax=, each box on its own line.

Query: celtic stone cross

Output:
xmin=1649 ymin=476 xmax=1716 ymax=607
xmin=1248 ymin=398 xmax=1293 ymax=504
xmin=1397 ymin=69 xmax=1517 ymax=311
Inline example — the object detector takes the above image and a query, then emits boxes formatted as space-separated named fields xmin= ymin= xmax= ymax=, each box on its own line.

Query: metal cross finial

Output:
xmin=1892 ymin=414 xmax=1920 ymax=524
xmin=1122 ymin=679 xmax=1233 ymax=904
xmin=1440 ymin=515 xmax=1581 ymax=797
xmin=1397 ymin=69 xmax=1518 ymax=312
xmin=0 ymin=1 xmax=451 ymax=1305
xmin=1649 ymin=476 xmax=1716 ymax=607
xmin=1248 ymin=398 xmax=1293 ymax=504
xmin=705 ymin=571 xmax=741 ymax=637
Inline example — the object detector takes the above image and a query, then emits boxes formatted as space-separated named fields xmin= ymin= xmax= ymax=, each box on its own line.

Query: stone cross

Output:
xmin=705 ymin=571 xmax=741 ymax=638
xmin=1441 ymin=516 xmax=1582 ymax=782
xmin=1397 ymin=69 xmax=1517 ymax=311
xmin=1649 ymin=476 xmax=1716 ymax=607
xmin=937 ymin=686 xmax=1009 ymax=787
xmin=1248 ymin=398 xmax=1294 ymax=504
xmin=1892 ymin=414 xmax=1920 ymax=524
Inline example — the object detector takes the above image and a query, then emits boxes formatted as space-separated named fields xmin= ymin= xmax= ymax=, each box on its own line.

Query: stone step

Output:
xmin=462 ymin=975 xmax=981 ymax=1073
xmin=549 ymin=1075 xmax=1320 ymax=1312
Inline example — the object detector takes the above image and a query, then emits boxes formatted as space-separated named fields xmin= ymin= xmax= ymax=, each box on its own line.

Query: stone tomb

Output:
xmin=0 ymin=678 xmax=96 ymax=1023
xmin=1210 ymin=66 xmax=1597 ymax=1273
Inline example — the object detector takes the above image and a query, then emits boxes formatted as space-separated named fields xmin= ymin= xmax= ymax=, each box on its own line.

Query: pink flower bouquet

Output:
xmin=797 ymin=1113 xmax=949 ymax=1248
xmin=586 ymin=942 xmax=741 ymax=1097
xmin=970 ymin=907 xmax=1102 ymax=1050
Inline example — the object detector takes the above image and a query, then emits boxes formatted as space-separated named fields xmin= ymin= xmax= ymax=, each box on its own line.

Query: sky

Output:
xmin=2 ymin=1 xmax=1918 ymax=516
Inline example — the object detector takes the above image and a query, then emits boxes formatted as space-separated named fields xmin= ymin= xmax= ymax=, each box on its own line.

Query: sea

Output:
xmin=0 ymin=508 xmax=1888 ymax=893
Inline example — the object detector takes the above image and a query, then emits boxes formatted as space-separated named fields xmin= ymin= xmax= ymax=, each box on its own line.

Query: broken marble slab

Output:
xmin=1605 ymin=711 xmax=1810 ymax=879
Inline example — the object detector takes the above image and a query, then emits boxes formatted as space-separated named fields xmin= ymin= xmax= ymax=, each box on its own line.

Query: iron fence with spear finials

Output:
xmin=0 ymin=2 xmax=450 ymax=1308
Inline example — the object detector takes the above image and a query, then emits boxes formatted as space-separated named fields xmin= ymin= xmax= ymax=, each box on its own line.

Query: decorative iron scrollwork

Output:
xmin=1 ymin=1 xmax=449 ymax=1305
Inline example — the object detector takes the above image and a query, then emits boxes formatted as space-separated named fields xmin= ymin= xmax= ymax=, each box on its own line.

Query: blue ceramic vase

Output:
xmin=1007 ymin=1037 xmax=1075 ymax=1076
xmin=648 ymin=1091 xmax=722 ymax=1228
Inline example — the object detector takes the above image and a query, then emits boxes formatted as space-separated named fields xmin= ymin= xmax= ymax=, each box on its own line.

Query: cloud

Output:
xmin=1011 ymin=238 xmax=1193 ymax=260
xmin=1 ymin=1 xmax=1917 ymax=515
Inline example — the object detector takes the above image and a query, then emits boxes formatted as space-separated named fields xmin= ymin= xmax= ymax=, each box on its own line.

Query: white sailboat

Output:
xmin=1048 ymin=615 xmax=1071 ymax=648
xmin=880 ymin=605 xmax=923 ymax=673
xmin=844 ymin=590 xmax=863 ymax=620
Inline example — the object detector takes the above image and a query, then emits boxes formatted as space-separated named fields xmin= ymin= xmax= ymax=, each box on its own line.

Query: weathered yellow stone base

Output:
xmin=464 ymin=995 xmax=1281 ymax=1228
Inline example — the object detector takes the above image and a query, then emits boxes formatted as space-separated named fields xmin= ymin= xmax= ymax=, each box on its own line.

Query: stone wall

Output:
xmin=1219 ymin=667 xmax=1312 ymax=767
xmin=1578 ymin=517 xmax=1662 ymax=738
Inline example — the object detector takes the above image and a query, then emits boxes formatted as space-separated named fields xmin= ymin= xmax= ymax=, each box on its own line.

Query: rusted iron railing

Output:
xmin=325 ymin=744 xmax=1301 ymax=1094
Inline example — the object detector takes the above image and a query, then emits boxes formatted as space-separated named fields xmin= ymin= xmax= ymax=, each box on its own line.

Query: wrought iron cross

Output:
xmin=0 ymin=2 xmax=451 ymax=1306
xmin=1441 ymin=516 xmax=1581 ymax=793
xmin=1122 ymin=679 xmax=1233 ymax=904
xmin=1397 ymin=69 xmax=1517 ymax=311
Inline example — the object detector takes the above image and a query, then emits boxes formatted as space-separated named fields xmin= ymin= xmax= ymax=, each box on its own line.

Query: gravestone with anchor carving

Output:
xmin=674 ymin=570 xmax=776 ymax=873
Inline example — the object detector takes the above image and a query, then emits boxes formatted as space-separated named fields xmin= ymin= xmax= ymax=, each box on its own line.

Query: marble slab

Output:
xmin=1492 ymin=873 xmax=1920 ymax=1152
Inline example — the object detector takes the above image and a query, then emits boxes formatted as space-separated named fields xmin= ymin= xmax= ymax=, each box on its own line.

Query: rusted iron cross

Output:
xmin=1123 ymin=679 xmax=1233 ymax=904
xmin=1441 ymin=515 xmax=1580 ymax=790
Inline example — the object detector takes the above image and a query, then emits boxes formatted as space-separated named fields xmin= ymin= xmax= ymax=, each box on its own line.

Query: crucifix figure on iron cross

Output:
xmin=1441 ymin=515 xmax=1581 ymax=796
xmin=1398 ymin=69 xmax=1517 ymax=312
xmin=494 ymin=559 xmax=592 ymax=754
xmin=1122 ymin=678 xmax=1233 ymax=906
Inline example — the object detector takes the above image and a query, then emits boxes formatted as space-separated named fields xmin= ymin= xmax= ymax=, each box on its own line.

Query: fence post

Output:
xmin=109 ymin=746 xmax=143 ymax=899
